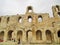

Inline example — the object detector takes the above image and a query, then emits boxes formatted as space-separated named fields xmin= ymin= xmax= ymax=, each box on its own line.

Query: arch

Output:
xmin=36 ymin=30 xmax=42 ymax=40
xmin=57 ymin=30 xmax=60 ymax=37
xmin=46 ymin=30 xmax=52 ymax=41
xmin=58 ymin=12 xmax=60 ymax=16
xmin=38 ymin=15 xmax=42 ymax=22
xmin=17 ymin=31 xmax=23 ymax=44
xmin=8 ymin=30 xmax=13 ymax=40
xmin=0 ymin=31 xmax=4 ymax=42
xmin=28 ymin=16 xmax=32 ymax=22
xmin=26 ymin=30 xmax=32 ymax=41
xmin=27 ymin=6 xmax=33 ymax=12
xmin=18 ymin=17 xmax=22 ymax=23
xmin=56 ymin=5 xmax=59 ymax=11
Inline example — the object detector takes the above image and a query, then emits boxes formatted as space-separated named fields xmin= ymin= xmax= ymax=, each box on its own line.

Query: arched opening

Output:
xmin=28 ymin=16 xmax=32 ymax=22
xmin=56 ymin=5 xmax=59 ymax=11
xmin=56 ymin=5 xmax=60 ymax=16
xmin=26 ymin=30 xmax=32 ymax=41
xmin=7 ymin=17 xmax=9 ymax=23
xmin=58 ymin=12 xmax=60 ymax=16
xmin=8 ymin=30 xmax=13 ymax=40
xmin=27 ymin=6 xmax=33 ymax=12
xmin=57 ymin=30 xmax=60 ymax=38
xmin=46 ymin=30 xmax=52 ymax=41
xmin=38 ymin=16 xmax=42 ymax=22
xmin=18 ymin=17 xmax=22 ymax=23
xmin=36 ymin=30 xmax=42 ymax=40
xmin=17 ymin=31 xmax=22 ymax=44
xmin=0 ymin=31 xmax=4 ymax=42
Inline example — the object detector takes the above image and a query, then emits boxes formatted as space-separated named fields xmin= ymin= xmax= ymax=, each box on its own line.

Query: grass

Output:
xmin=0 ymin=41 xmax=17 ymax=45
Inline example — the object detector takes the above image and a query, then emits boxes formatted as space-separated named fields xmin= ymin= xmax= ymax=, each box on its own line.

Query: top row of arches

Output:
xmin=0 ymin=15 xmax=43 ymax=23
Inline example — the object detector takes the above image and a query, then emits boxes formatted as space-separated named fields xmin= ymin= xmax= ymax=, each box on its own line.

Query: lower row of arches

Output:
xmin=0 ymin=30 xmax=60 ymax=42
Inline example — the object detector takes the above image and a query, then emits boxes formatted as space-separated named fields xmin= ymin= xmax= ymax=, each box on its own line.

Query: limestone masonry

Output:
xmin=0 ymin=5 xmax=60 ymax=45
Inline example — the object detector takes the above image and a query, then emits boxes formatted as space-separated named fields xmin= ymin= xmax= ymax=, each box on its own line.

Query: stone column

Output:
xmin=32 ymin=30 xmax=36 ymax=43
xmin=4 ymin=31 xmax=8 ymax=42
xmin=31 ymin=26 xmax=36 ymax=43
xmin=22 ymin=31 xmax=26 ymax=43
xmin=42 ymin=31 xmax=46 ymax=43
xmin=54 ymin=32 xmax=57 ymax=43
xmin=14 ymin=30 xmax=17 ymax=42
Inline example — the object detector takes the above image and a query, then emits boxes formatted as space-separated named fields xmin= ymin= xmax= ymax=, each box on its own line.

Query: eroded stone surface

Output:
xmin=0 ymin=5 xmax=60 ymax=45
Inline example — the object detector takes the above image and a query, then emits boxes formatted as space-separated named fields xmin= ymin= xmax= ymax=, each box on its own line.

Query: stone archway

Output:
xmin=26 ymin=30 xmax=32 ymax=41
xmin=0 ymin=31 xmax=4 ymax=42
xmin=36 ymin=30 xmax=42 ymax=40
xmin=17 ymin=31 xmax=22 ymax=44
xmin=8 ymin=30 xmax=13 ymax=40
xmin=46 ymin=30 xmax=52 ymax=41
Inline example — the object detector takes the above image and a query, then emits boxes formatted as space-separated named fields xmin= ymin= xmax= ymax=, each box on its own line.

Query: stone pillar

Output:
xmin=54 ymin=32 xmax=57 ymax=43
xmin=31 ymin=26 xmax=36 ymax=43
xmin=22 ymin=31 xmax=26 ymax=43
xmin=32 ymin=30 xmax=36 ymax=43
xmin=42 ymin=31 xmax=46 ymax=43
xmin=4 ymin=31 xmax=8 ymax=42
xmin=14 ymin=31 xmax=17 ymax=42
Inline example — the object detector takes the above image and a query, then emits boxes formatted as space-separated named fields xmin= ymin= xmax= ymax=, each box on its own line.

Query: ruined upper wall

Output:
xmin=0 ymin=5 xmax=60 ymax=28
xmin=52 ymin=5 xmax=60 ymax=17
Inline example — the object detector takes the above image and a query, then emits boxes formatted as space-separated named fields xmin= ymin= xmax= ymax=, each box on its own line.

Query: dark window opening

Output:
xmin=28 ymin=6 xmax=32 ymax=10
xmin=28 ymin=6 xmax=33 ymax=12
xmin=36 ymin=30 xmax=42 ymax=40
xmin=58 ymin=12 xmax=60 ymax=16
xmin=46 ymin=30 xmax=52 ymax=41
xmin=38 ymin=16 xmax=42 ymax=22
xmin=56 ymin=5 xmax=59 ymax=11
xmin=58 ymin=31 xmax=60 ymax=37
xmin=18 ymin=17 xmax=22 ymax=23
xmin=17 ymin=31 xmax=22 ymax=44
xmin=8 ymin=30 xmax=13 ymax=40
xmin=28 ymin=16 xmax=32 ymax=22
xmin=0 ymin=31 xmax=4 ymax=42
xmin=26 ymin=30 xmax=32 ymax=41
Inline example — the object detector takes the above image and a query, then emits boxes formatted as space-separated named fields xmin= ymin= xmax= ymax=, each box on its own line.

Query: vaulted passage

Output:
xmin=0 ymin=31 xmax=4 ymax=42
xmin=36 ymin=30 xmax=42 ymax=40
xmin=17 ymin=31 xmax=22 ymax=44
xmin=46 ymin=30 xmax=52 ymax=41
xmin=26 ymin=30 xmax=32 ymax=41
xmin=8 ymin=30 xmax=13 ymax=40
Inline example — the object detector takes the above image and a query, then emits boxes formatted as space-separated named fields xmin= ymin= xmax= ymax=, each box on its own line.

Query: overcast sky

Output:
xmin=0 ymin=0 xmax=60 ymax=17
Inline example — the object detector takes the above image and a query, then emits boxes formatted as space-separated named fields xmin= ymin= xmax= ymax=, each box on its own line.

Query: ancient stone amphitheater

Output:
xmin=0 ymin=5 xmax=60 ymax=45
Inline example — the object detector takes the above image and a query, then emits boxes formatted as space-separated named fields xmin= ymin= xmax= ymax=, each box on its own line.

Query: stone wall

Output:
xmin=0 ymin=5 xmax=60 ymax=44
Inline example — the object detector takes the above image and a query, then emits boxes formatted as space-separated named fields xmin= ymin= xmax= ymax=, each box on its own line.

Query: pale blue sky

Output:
xmin=0 ymin=0 xmax=60 ymax=17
